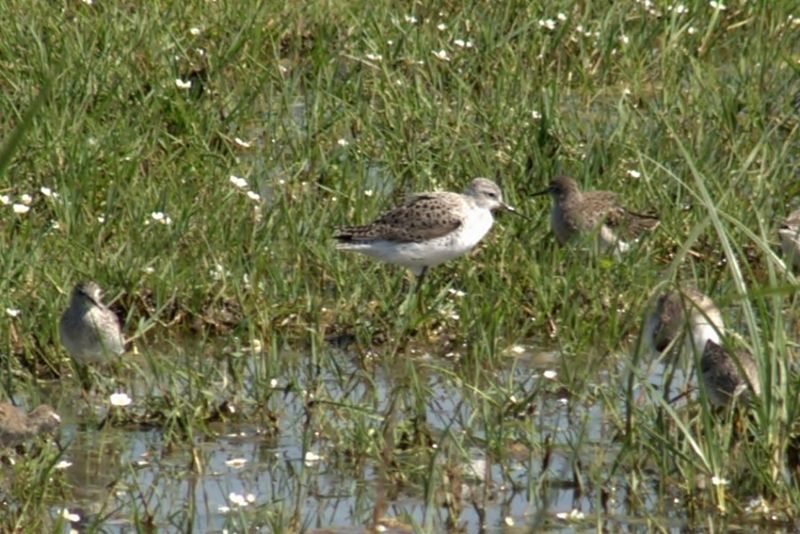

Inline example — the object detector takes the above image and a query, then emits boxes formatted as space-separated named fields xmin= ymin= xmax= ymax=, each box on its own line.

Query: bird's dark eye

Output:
xmin=487 ymin=191 xmax=498 ymax=198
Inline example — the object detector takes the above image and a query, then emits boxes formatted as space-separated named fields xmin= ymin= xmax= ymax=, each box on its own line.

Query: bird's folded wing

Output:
xmin=594 ymin=191 xmax=658 ymax=239
xmin=335 ymin=194 xmax=462 ymax=242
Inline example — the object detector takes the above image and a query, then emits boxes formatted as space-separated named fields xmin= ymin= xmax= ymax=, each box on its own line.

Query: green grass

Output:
xmin=1 ymin=0 xmax=799 ymax=530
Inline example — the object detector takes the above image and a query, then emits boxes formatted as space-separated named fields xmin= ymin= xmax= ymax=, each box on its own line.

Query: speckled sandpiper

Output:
xmin=0 ymin=403 xmax=60 ymax=448
xmin=533 ymin=176 xmax=658 ymax=254
xmin=334 ymin=178 xmax=519 ymax=288
xmin=643 ymin=287 xmax=724 ymax=358
xmin=779 ymin=208 xmax=800 ymax=271
xmin=643 ymin=287 xmax=759 ymax=408
xmin=59 ymin=281 xmax=125 ymax=365
xmin=700 ymin=339 xmax=760 ymax=408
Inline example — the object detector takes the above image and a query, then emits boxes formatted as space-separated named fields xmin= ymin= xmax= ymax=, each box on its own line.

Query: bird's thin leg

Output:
xmin=75 ymin=363 xmax=93 ymax=394
xmin=413 ymin=267 xmax=430 ymax=315
xmin=414 ymin=267 xmax=428 ymax=295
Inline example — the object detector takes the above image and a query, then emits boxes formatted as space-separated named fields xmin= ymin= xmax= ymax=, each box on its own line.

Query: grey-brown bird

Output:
xmin=59 ymin=281 xmax=125 ymax=365
xmin=700 ymin=339 xmax=760 ymax=408
xmin=0 ymin=403 xmax=61 ymax=448
xmin=643 ymin=287 xmax=724 ymax=358
xmin=779 ymin=208 xmax=800 ymax=271
xmin=533 ymin=176 xmax=658 ymax=254
xmin=334 ymin=178 xmax=519 ymax=287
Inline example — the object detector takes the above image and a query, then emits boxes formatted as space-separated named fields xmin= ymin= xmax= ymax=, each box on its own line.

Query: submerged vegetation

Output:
xmin=1 ymin=0 xmax=799 ymax=531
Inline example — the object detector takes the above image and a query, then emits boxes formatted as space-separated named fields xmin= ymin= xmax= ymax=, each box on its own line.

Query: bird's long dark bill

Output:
xmin=501 ymin=203 xmax=531 ymax=221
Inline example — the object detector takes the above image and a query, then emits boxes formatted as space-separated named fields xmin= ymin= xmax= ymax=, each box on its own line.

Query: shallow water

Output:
xmin=33 ymin=342 xmax=735 ymax=532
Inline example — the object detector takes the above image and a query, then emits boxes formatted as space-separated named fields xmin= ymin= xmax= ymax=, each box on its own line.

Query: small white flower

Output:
xmin=437 ymin=23 xmax=447 ymax=31
xmin=543 ymin=370 xmax=558 ymax=380
xmin=55 ymin=460 xmax=73 ymax=470
xmin=362 ymin=189 xmax=374 ymax=197
xmin=51 ymin=221 xmax=61 ymax=230
xmin=80 ymin=0 xmax=92 ymax=4
xmin=673 ymin=4 xmax=688 ymax=14
xmin=233 ymin=137 xmax=252 ymax=148
xmin=0 ymin=195 xmax=9 ymax=205
xmin=19 ymin=194 xmax=31 ymax=205
xmin=687 ymin=26 xmax=697 ymax=34
xmin=270 ymin=378 xmax=278 ymax=388
xmin=709 ymin=1 xmax=726 ymax=10
xmin=626 ymin=169 xmax=642 ymax=178
xmin=150 ymin=211 xmax=172 ymax=225
xmin=745 ymin=496 xmax=770 ymax=514
xmin=620 ymin=34 xmax=630 ymax=45
xmin=246 ymin=191 xmax=261 ymax=201
xmin=189 ymin=27 xmax=202 ymax=36
xmin=556 ymin=509 xmax=585 ymax=520
xmin=12 ymin=204 xmax=29 ymax=214
xmin=404 ymin=15 xmax=417 ymax=24
xmin=440 ymin=308 xmax=460 ymax=321
xmin=225 ymin=458 xmax=247 ymax=468
xmin=246 ymin=493 xmax=256 ymax=503
xmin=304 ymin=451 xmax=323 ymax=465
xmin=175 ymin=78 xmax=192 ymax=90
xmin=531 ymin=110 xmax=542 ymax=119
xmin=97 ymin=216 xmax=106 ymax=224
xmin=711 ymin=475 xmax=730 ymax=486
xmin=5 ymin=308 xmax=20 ymax=318
xmin=110 ymin=392 xmax=132 ymax=407
xmin=210 ymin=263 xmax=229 ymax=280
xmin=504 ymin=516 xmax=515 ymax=526
xmin=538 ymin=19 xmax=557 ymax=31
xmin=218 ymin=505 xmax=231 ymax=513
xmin=432 ymin=49 xmax=450 ymax=61
xmin=40 ymin=186 xmax=54 ymax=197
xmin=557 ymin=12 xmax=567 ymax=21
xmin=228 ymin=492 xmax=250 ymax=507
xmin=365 ymin=53 xmax=383 ymax=61
xmin=229 ymin=175 xmax=248 ymax=189
xmin=142 ymin=266 xmax=155 ymax=274
xmin=61 ymin=509 xmax=80 ymax=522
xmin=337 ymin=138 xmax=349 ymax=147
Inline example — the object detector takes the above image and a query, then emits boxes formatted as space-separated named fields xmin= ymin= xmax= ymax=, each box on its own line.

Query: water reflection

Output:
xmin=36 ymin=342 xmax=698 ymax=532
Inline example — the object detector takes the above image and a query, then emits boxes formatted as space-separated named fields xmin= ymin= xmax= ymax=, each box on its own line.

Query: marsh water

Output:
xmin=29 ymin=342 xmax=723 ymax=533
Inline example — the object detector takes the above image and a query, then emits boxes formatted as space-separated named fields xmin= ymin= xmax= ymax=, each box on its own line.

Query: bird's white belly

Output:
xmin=345 ymin=209 xmax=495 ymax=274
xmin=689 ymin=322 xmax=721 ymax=357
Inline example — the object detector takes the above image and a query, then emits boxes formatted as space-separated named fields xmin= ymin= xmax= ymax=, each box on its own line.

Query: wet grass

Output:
xmin=1 ymin=0 xmax=800 ymax=530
